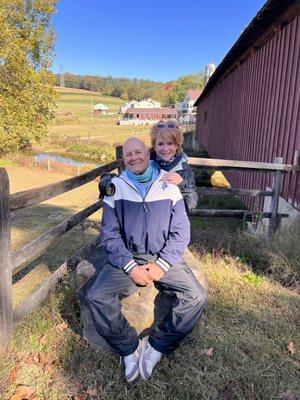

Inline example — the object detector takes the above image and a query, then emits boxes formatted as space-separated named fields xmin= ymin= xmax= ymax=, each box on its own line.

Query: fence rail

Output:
xmin=0 ymin=147 xmax=297 ymax=350
xmin=9 ymin=160 xmax=119 ymax=212
xmin=188 ymin=157 xmax=297 ymax=172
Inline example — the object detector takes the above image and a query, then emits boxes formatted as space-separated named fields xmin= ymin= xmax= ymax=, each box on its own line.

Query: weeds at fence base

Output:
xmin=191 ymin=216 xmax=300 ymax=289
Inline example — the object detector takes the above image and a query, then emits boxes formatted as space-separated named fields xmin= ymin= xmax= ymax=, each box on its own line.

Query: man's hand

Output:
xmin=145 ymin=263 xmax=165 ymax=281
xmin=160 ymin=172 xmax=183 ymax=186
xmin=130 ymin=265 xmax=153 ymax=286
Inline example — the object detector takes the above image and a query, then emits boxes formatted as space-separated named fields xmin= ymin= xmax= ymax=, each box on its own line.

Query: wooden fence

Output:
xmin=0 ymin=148 xmax=298 ymax=350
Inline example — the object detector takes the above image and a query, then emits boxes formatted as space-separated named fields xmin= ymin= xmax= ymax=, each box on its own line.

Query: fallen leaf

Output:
xmin=73 ymin=396 xmax=84 ymax=400
xmin=23 ymin=354 xmax=34 ymax=364
xmin=54 ymin=322 xmax=68 ymax=331
xmin=51 ymin=358 xmax=61 ymax=367
xmin=33 ymin=354 xmax=40 ymax=364
xmin=10 ymin=385 xmax=35 ymax=400
xmin=38 ymin=334 xmax=47 ymax=345
xmin=8 ymin=362 xmax=22 ymax=385
xmin=38 ymin=353 xmax=47 ymax=367
xmin=86 ymin=386 xmax=97 ymax=396
xmin=287 ymin=342 xmax=296 ymax=355
xmin=200 ymin=347 xmax=214 ymax=357
xmin=44 ymin=364 xmax=54 ymax=375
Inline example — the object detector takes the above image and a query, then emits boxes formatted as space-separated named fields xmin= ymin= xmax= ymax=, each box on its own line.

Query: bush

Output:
xmin=66 ymin=144 xmax=114 ymax=162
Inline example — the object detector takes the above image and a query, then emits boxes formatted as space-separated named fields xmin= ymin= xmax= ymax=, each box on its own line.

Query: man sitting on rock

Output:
xmin=87 ymin=137 xmax=206 ymax=382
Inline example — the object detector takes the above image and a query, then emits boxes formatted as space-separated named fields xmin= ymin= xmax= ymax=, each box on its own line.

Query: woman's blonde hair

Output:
xmin=150 ymin=120 xmax=183 ymax=154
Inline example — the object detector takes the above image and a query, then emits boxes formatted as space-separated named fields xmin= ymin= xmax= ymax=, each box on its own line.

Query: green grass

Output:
xmin=190 ymin=193 xmax=247 ymax=231
xmin=0 ymin=158 xmax=16 ymax=167
xmin=1 ymin=250 xmax=299 ymax=400
xmin=1 ymin=166 xmax=299 ymax=400
xmin=56 ymin=87 xmax=124 ymax=112
xmin=43 ymin=87 xmax=152 ymax=151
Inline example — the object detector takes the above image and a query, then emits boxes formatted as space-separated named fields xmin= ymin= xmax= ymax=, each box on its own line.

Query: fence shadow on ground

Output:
xmin=11 ymin=203 xmax=100 ymax=284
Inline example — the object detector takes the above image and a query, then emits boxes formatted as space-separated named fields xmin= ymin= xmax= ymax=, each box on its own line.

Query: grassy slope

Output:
xmin=48 ymin=87 xmax=151 ymax=147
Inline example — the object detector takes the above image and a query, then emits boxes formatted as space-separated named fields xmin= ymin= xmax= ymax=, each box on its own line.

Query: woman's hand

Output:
xmin=161 ymin=172 xmax=183 ymax=186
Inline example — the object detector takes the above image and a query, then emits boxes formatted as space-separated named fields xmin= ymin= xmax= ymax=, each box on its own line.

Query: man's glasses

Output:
xmin=155 ymin=122 xmax=178 ymax=129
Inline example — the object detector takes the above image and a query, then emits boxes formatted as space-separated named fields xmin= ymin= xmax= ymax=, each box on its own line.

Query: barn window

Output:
xmin=204 ymin=111 xmax=208 ymax=124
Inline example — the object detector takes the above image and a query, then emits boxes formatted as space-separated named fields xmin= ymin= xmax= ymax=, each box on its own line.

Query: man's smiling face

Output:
xmin=123 ymin=138 xmax=150 ymax=174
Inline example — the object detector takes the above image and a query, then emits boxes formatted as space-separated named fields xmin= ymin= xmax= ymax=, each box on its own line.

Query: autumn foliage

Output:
xmin=0 ymin=0 xmax=58 ymax=154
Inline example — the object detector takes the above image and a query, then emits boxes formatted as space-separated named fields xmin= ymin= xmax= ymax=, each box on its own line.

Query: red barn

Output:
xmin=124 ymin=107 xmax=178 ymax=121
xmin=195 ymin=0 xmax=300 ymax=214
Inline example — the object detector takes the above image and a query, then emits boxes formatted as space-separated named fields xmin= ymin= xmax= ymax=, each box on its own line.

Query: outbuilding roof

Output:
xmin=194 ymin=0 xmax=297 ymax=105
xmin=93 ymin=103 xmax=109 ymax=110
xmin=186 ymin=89 xmax=202 ymax=100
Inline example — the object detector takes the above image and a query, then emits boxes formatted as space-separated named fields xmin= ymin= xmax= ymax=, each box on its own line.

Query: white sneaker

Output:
xmin=123 ymin=341 xmax=141 ymax=382
xmin=139 ymin=336 xmax=163 ymax=380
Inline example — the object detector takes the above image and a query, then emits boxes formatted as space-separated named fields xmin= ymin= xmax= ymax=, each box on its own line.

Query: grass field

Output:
xmin=0 ymin=166 xmax=299 ymax=400
xmin=48 ymin=87 xmax=151 ymax=148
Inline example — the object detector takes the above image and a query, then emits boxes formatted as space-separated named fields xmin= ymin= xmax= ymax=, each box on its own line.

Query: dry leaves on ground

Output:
xmin=2 ymin=352 xmax=58 ymax=394
xmin=73 ymin=395 xmax=85 ymax=400
xmin=10 ymin=385 xmax=35 ymax=400
xmin=54 ymin=322 xmax=68 ymax=332
xmin=287 ymin=342 xmax=296 ymax=355
xmin=86 ymin=386 xmax=97 ymax=397
xmin=200 ymin=347 xmax=214 ymax=357
xmin=38 ymin=321 xmax=68 ymax=345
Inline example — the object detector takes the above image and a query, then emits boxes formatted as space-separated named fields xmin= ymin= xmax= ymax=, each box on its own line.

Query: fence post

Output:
xmin=0 ymin=168 xmax=13 ymax=350
xmin=269 ymin=156 xmax=283 ymax=236
xmin=115 ymin=145 xmax=124 ymax=174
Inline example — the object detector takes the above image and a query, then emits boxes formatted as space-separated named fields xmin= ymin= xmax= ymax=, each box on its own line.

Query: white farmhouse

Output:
xmin=93 ymin=103 xmax=109 ymax=114
xmin=120 ymin=98 xmax=161 ymax=114
xmin=175 ymin=89 xmax=201 ymax=124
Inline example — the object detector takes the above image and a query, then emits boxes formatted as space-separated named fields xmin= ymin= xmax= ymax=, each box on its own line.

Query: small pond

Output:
xmin=34 ymin=153 xmax=100 ymax=167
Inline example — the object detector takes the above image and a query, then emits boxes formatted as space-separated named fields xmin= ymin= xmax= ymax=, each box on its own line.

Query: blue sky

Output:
xmin=52 ymin=0 xmax=266 ymax=82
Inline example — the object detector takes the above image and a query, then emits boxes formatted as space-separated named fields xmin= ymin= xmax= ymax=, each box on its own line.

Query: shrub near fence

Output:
xmin=0 ymin=146 xmax=298 ymax=350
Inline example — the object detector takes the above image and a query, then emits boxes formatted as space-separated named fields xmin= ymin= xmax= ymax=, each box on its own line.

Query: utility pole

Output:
xmin=59 ymin=65 xmax=65 ymax=87
xmin=91 ymin=97 xmax=94 ymax=125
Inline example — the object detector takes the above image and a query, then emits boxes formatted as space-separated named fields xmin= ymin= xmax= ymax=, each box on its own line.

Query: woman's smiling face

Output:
xmin=154 ymin=134 xmax=178 ymax=161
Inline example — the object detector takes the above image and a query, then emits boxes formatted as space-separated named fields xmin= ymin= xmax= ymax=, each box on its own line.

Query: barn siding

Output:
xmin=196 ymin=15 xmax=300 ymax=210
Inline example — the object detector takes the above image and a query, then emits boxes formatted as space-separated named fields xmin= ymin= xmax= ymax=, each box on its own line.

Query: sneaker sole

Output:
xmin=139 ymin=336 xmax=150 ymax=381
xmin=126 ymin=341 xmax=141 ymax=383
xmin=126 ymin=366 xmax=139 ymax=383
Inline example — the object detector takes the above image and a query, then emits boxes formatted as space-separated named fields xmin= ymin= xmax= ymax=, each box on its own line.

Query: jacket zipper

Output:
xmin=119 ymin=172 xmax=163 ymax=213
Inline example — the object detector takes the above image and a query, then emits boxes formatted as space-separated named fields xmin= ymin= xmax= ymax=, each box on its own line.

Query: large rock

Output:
xmin=76 ymin=246 xmax=209 ymax=352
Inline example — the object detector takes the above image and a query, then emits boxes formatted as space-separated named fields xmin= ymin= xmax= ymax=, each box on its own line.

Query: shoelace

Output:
xmin=124 ymin=352 xmax=137 ymax=367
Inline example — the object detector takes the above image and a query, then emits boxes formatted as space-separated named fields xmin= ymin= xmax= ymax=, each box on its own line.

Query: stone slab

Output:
xmin=76 ymin=245 xmax=209 ymax=352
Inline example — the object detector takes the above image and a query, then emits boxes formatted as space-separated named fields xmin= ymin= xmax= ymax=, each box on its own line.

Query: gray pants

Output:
xmin=86 ymin=261 xmax=206 ymax=356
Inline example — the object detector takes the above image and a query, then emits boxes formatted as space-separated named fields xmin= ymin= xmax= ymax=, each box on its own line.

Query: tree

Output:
xmin=0 ymin=0 xmax=57 ymax=154
xmin=168 ymin=73 xmax=205 ymax=104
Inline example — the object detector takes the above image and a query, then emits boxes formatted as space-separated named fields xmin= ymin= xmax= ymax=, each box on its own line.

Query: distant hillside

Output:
xmin=55 ymin=72 xmax=173 ymax=105
xmin=55 ymin=86 xmax=124 ymax=114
